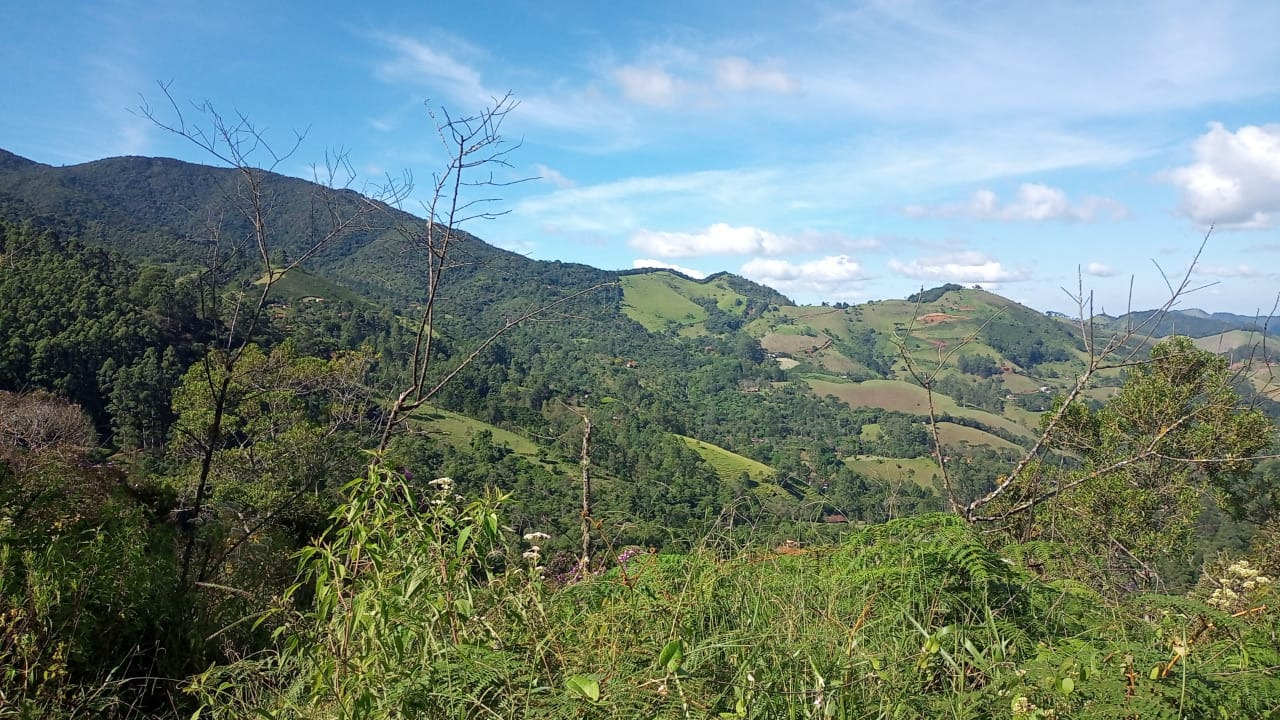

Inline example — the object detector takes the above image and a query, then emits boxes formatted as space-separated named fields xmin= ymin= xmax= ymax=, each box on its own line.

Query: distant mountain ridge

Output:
xmin=1090 ymin=308 xmax=1280 ymax=340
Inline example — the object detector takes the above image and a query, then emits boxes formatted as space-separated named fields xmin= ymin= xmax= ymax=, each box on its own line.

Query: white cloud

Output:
xmin=713 ymin=57 xmax=796 ymax=94
xmin=630 ymin=223 xmax=800 ymax=257
xmin=1196 ymin=263 xmax=1264 ymax=278
xmin=740 ymin=255 xmax=870 ymax=300
xmin=532 ymin=163 xmax=575 ymax=189
xmin=373 ymin=35 xmax=488 ymax=104
xmin=1165 ymin=122 xmax=1280 ymax=229
xmin=811 ymin=2 xmax=1280 ymax=121
xmin=631 ymin=259 xmax=707 ymax=279
xmin=1086 ymin=262 xmax=1118 ymax=277
xmin=905 ymin=183 xmax=1126 ymax=222
xmin=614 ymin=65 xmax=684 ymax=106
xmin=888 ymin=251 xmax=1029 ymax=283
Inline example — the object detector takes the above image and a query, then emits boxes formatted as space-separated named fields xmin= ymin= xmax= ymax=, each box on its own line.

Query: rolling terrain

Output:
xmin=3 ymin=148 xmax=1276 ymax=513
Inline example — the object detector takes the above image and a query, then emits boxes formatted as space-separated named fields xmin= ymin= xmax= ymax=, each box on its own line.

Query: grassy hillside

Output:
xmin=844 ymin=455 xmax=941 ymax=489
xmin=677 ymin=433 xmax=775 ymax=482
xmin=807 ymin=377 xmax=1034 ymax=439
xmin=412 ymin=405 xmax=542 ymax=460
xmin=934 ymin=421 xmax=1023 ymax=452
xmin=1193 ymin=329 xmax=1267 ymax=355
xmin=619 ymin=272 xmax=714 ymax=332
xmin=619 ymin=271 xmax=771 ymax=334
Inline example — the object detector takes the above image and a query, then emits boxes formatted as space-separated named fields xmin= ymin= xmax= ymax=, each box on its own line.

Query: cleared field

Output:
xmin=1194 ymin=330 xmax=1265 ymax=355
xmin=620 ymin=271 xmax=756 ymax=333
xmin=412 ymin=406 xmax=541 ymax=459
xmin=934 ymin=422 xmax=1022 ymax=453
xmin=1245 ymin=367 xmax=1280 ymax=399
xmin=258 ymin=269 xmax=370 ymax=306
xmin=677 ymin=434 xmax=776 ymax=482
xmin=760 ymin=331 xmax=827 ymax=355
xmin=843 ymin=455 xmax=940 ymax=489
xmin=619 ymin=274 xmax=708 ymax=332
xmin=1000 ymin=372 xmax=1046 ymax=393
xmin=808 ymin=378 xmax=1033 ymax=440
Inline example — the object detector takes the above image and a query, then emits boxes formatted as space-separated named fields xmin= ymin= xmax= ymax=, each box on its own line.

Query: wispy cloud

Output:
xmin=532 ymin=163 xmax=575 ymax=189
xmin=614 ymin=65 xmax=684 ymax=106
xmin=712 ymin=57 xmax=796 ymax=94
xmin=811 ymin=1 xmax=1280 ymax=120
xmin=1085 ymin=262 xmax=1118 ymax=277
xmin=373 ymin=34 xmax=489 ymax=104
xmin=904 ymin=183 xmax=1126 ymax=222
xmin=1196 ymin=263 xmax=1266 ymax=278
xmin=1165 ymin=122 xmax=1280 ymax=229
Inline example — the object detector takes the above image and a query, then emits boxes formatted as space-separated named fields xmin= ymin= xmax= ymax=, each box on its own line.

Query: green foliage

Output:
xmin=981 ymin=313 xmax=1078 ymax=369
xmin=0 ymin=454 xmax=185 ymax=717
xmin=956 ymin=352 xmax=1000 ymax=378
xmin=187 ymin=498 xmax=1280 ymax=718
xmin=0 ymin=222 xmax=201 ymax=441
xmin=906 ymin=284 xmax=964 ymax=304
xmin=1023 ymin=337 xmax=1274 ymax=575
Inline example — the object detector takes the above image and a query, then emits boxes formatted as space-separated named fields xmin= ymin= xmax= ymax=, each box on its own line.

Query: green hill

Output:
xmin=677 ymin=433 xmax=776 ymax=482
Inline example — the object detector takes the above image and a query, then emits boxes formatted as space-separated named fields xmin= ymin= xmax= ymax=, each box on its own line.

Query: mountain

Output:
xmin=1091 ymin=308 xmax=1280 ymax=340
xmin=2 ymin=148 xmax=1272 ymax=528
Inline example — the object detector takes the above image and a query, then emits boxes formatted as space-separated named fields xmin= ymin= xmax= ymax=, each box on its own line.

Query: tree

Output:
xmin=979 ymin=337 xmax=1272 ymax=576
xmin=139 ymin=84 xmax=394 ymax=586
xmin=896 ymin=237 xmax=1279 ymax=586
xmin=376 ymin=95 xmax=612 ymax=451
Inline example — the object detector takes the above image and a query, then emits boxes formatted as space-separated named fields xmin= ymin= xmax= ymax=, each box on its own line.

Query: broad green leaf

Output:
xmin=565 ymin=674 xmax=600 ymax=702
xmin=659 ymin=639 xmax=685 ymax=673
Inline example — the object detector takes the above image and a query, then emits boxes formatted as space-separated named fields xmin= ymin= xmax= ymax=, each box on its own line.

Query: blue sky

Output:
xmin=3 ymin=1 xmax=1279 ymax=314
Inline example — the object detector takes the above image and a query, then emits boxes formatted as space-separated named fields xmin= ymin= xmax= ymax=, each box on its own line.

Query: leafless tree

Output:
xmin=376 ymin=94 xmax=612 ymax=451
xmin=139 ymin=82 xmax=397 ymax=586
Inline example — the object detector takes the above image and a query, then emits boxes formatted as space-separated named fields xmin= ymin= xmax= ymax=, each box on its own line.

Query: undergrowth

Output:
xmin=187 ymin=464 xmax=1280 ymax=719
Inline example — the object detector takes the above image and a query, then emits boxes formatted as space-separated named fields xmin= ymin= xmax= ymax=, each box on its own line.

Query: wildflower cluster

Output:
xmin=1206 ymin=559 xmax=1272 ymax=612
xmin=522 ymin=531 xmax=550 ymax=573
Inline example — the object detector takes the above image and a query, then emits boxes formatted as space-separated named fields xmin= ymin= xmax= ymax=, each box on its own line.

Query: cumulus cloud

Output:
xmin=1165 ymin=122 xmax=1280 ymax=229
xmin=614 ymin=65 xmax=684 ymax=106
xmin=740 ymin=255 xmax=870 ymax=299
xmin=713 ymin=57 xmax=797 ymax=94
xmin=630 ymin=223 xmax=799 ymax=258
xmin=888 ymin=251 xmax=1029 ymax=283
xmin=904 ymin=183 xmax=1126 ymax=222
xmin=631 ymin=259 xmax=708 ymax=279
xmin=1085 ymin=262 xmax=1118 ymax=277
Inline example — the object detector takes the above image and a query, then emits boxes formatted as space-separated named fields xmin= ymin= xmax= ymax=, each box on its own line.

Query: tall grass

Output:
xmin=188 ymin=464 xmax=1280 ymax=719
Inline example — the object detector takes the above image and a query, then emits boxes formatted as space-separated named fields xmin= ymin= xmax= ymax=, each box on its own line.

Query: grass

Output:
xmin=411 ymin=405 xmax=542 ymax=460
xmin=257 ymin=268 xmax=371 ymax=306
xmin=187 ymin=469 xmax=1280 ymax=720
xmin=843 ymin=454 xmax=941 ymax=489
xmin=1193 ymin=329 xmax=1266 ymax=355
xmin=677 ymin=434 xmax=776 ymax=482
xmin=619 ymin=271 xmax=753 ymax=333
xmin=807 ymin=378 xmax=1034 ymax=440
xmin=933 ymin=422 xmax=1022 ymax=453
